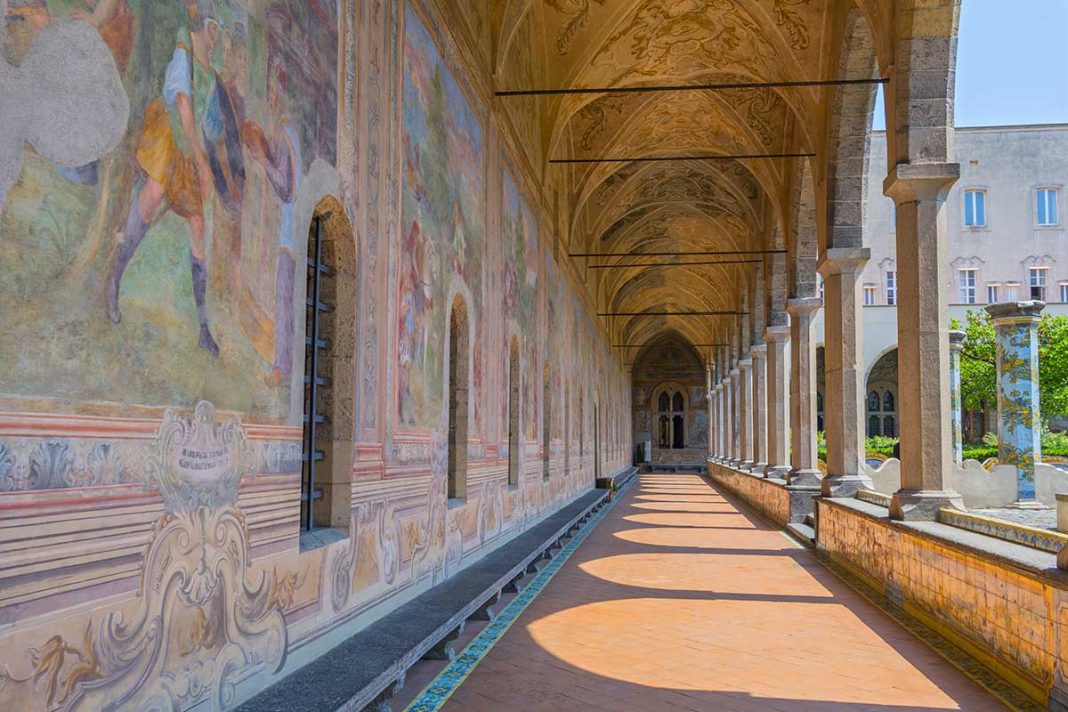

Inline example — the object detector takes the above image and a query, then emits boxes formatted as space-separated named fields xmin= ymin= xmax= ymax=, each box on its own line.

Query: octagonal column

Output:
xmin=723 ymin=372 xmax=734 ymax=464
xmin=750 ymin=344 xmax=768 ymax=473
xmin=764 ymin=326 xmax=791 ymax=479
xmin=819 ymin=248 xmax=873 ymax=497
xmin=987 ymin=301 xmax=1045 ymax=503
xmin=737 ymin=358 xmax=754 ymax=469
xmin=949 ymin=330 xmax=966 ymax=466
xmin=715 ymin=383 xmax=726 ymax=460
xmin=706 ymin=364 xmax=714 ymax=458
xmin=786 ymin=297 xmax=822 ymax=486
xmin=885 ymin=164 xmax=964 ymax=520
xmin=730 ymin=366 xmax=741 ymax=464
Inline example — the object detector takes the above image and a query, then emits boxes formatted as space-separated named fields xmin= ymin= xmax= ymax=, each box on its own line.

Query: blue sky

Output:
xmin=873 ymin=0 xmax=1068 ymax=129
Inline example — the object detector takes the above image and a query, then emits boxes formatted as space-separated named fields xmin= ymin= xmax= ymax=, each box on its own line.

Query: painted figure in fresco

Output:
xmin=244 ymin=62 xmax=302 ymax=387
xmin=105 ymin=0 xmax=235 ymax=357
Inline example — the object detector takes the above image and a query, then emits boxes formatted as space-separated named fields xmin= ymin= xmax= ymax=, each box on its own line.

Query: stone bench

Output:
xmin=235 ymin=486 xmax=615 ymax=712
xmin=596 ymin=465 xmax=638 ymax=490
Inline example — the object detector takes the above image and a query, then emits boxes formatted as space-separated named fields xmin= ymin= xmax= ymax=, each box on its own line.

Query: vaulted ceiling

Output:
xmin=442 ymin=0 xmax=895 ymax=361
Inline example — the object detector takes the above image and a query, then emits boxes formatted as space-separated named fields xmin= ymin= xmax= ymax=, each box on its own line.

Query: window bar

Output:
xmin=302 ymin=215 xmax=329 ymax=532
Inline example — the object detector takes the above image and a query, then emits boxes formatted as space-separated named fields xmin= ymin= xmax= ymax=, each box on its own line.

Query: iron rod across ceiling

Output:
xmin=550 ymin=152 xmax=813 ymax=165
xmin=597 ymin=311 xmax=744 ymax=317
xmin=613 ymin=343 xmax=728 ymax=348
xmin=587 ymin=259 xmax=760 ymax=269
xmin=496 ymin=77 xmax=888 ymax=98
xmin=571 ymin=249 xmax=786 ymax=258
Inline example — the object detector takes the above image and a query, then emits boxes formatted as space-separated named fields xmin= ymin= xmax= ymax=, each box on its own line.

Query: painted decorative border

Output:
xmin=403 ymin=478 xmax=636 ymax=712
xmin=938 ymin=508 xmax=1068 ymax=554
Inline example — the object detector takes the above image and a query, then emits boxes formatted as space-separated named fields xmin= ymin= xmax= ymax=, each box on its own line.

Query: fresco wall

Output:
xmin=0 ymin=1 xmax=631 ymax=710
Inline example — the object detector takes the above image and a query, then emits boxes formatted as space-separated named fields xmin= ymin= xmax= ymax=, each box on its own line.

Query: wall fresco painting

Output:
xmin=0 ymin=0 xmax=339 ymax=418
xmin=398 ymin=3 xmax=484 ymax=430
xmin=502 ymin=166 xmax=539 ymax=441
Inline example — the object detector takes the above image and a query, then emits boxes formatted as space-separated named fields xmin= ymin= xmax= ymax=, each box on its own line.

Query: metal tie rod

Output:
xmin=587 ymin=258 xmax=760 ymax=269
xmin=551 ymin=152 xmax=813 ymax=165
xmin=496 ymin=77 xmax=888 ymax=98
xmin=597 ymin=311 xmax=745 ymax=317
xmin=570 ymin=249 xmax=785 ymax=258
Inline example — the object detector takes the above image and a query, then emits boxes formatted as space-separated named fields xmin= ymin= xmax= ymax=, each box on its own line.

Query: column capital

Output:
xmin=986 ymin=300 xmax=1045 ymax=323
xmin=817 ymin=247 xmax=871 ymax=278
xmin=764 ymin=325 xmax=790 ymax=342
xmin=738 ymin=358 xmax=753 ymax=370
xmin=949 ymin=329 xmax=966 ymax=353
xmin=786 ymin=297 xmax=822 ymax=316
xmin=729 ymin=368 xmax=740 ymax=378
xmin=883 ymin=162 xmax=960 ymax=204
xmin=714 ymin=384 xmax=723 ymax=393
xmin=750 ymin=344 xmax=767 ymax=358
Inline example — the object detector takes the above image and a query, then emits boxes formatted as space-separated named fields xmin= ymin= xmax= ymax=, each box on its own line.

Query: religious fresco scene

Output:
xmin=2 ymin=0 xmax=1068 ymax=710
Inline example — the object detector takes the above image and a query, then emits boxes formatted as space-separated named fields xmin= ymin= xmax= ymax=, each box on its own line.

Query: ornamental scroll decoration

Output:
xmin=0 ymin=402 xmax=287 ymax=711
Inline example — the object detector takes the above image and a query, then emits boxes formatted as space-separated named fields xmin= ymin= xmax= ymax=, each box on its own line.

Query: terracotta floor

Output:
xmin=442 ymin=473 xmax=1008 ymax=712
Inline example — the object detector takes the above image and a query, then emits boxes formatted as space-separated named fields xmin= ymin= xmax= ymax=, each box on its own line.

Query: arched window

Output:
xmin=507 ymin=337 xmax=520 ymax=487
xmin=658 ymin=392 xmax=670 ymax=412
xmin=884 ymin=391 xmax=895 ymax=413
xmin=655 ymin=387 xmax=686 ymax=449
xmin=672 ymin=415 xmax=684 ymax=449
xmin=866 ymin=388 xmax=898 ymax=439
xmin=543 ymin=361 xmax=551 ymax=479
xmin=300 ymin=204 xmax=355 ymax=537
xmin=672 ymin=391 xmax=684 ymax=412
xmin=883 ymin=416 xmax=896 ymax=439
xmin=448 ymin=296 xmax=469 ymax=502
xmin=868 ymin=414 xmax=882 ymax=437
xmin=868 ymin=391 xmax=880 ymax=412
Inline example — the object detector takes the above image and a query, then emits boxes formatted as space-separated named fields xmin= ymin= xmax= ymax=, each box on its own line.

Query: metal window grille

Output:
xmin=301 ymin=215 xmax=333 ymax=532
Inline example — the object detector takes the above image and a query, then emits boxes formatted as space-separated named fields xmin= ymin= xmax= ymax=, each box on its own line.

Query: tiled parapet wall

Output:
xmin=817 ymin=496 xmax=1068 ymax=709
xmin=706 ymin=462 xmax=790 ymax=527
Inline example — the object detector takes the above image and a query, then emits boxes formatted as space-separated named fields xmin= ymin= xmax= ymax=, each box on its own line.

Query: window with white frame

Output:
xmin=958 ymin=268 xmax=977 ymax=304
xmin=964 ymin=189 xmax=987 ymax=228
xmin=1030 ymin=267 xmax=1049 ymax=301
xmin=863 ymin=285 xmax=876 ymax=306
xmin=1037 ymin=188 xmax=1059 ymax=226
xmin=1060 ymin=282 xmax=1068 ymax=303
xmin=987 ymin=283 xmax=1001 ymax=304
xmin=1005 ymin=282 xmax=1020 ymax=301
xmin=885 ymin=270 xmax=897 ymax=305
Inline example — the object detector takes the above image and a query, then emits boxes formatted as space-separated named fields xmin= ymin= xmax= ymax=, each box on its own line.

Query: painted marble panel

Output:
xmin=502 ymin=166 xmax=538 ymax=441
xmin=0 ymin=0 xmax=340 ymax=418
xmin=398 ymin=3 xmax=484 ymax=429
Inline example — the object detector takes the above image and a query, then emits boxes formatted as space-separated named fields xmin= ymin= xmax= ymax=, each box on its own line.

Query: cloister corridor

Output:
xmin=438 ymin=474 xmax=1005 ymax=712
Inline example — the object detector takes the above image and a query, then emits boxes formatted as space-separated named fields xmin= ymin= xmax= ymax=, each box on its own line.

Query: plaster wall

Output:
xmin=0 ymin=2 xmax=632 ymax=710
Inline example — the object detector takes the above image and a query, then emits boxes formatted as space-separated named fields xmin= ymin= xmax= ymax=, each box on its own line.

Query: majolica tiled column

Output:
xmin=885 ymin=164 xmax=964 ymax=520
xmin=737 ymin=358 xmax=754 ymax=469
xmin=786 ymin=297 xmax=822 ymax=486
xmin=750 ymin=344 xmax=768 ymax=474
xmin=819 ymin=248 xmax=874 ymax=497
xmin=764 ymin=325 xmax=791 ymax=479
xmin=987 ymin=301 xmax=1045 ymax=503
xmin=949 ymin=330 xmax=966 ymax=466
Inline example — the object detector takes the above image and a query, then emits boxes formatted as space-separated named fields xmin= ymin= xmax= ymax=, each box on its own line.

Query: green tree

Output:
xmin=954 ymin=311 xmax=1068 ymax=423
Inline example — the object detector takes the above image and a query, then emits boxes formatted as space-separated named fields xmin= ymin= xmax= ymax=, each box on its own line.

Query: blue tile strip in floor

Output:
xmin=404 ymin=478 xmax=636 ymax=712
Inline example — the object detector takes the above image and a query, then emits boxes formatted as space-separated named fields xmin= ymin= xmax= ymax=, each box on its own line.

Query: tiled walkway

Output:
xmin=441 ymin=473 xmax=1007 ymax=712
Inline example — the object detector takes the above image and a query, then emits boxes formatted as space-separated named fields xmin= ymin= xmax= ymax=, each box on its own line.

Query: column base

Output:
xmin=1009 ymin=500 xmax=1051 ymax=510
xmin=821 ymin=473 xmax=875 ymax=498
xmin=738 ymin=460 xmax=756 ymax=472
xmin=889 ymin=489 xmax=964 ymax=521
xmin=750 ymin=461 xmax=768 ymax=476
xmin=787 ymin=468 xmax=823 ymax=488
xmin=764 ymin=464 xmax=791 ymax=480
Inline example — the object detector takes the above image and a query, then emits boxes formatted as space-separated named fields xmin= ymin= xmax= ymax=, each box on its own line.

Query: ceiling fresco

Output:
xmin=440 ymin=0 xmax=938 ymax=361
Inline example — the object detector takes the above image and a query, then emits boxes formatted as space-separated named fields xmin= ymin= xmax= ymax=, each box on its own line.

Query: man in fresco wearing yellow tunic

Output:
xmin=104 ymin=0 xmax=224 ymax=356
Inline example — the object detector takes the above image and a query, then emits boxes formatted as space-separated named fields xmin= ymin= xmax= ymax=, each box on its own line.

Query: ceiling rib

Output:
xmin=550 ymin=152 xmax=813 ymax=165
xmin=587 ymin=259 xmax=760 ymax=270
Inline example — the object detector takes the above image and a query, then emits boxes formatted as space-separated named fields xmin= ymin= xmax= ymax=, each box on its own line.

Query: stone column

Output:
xmin=819 ymin=248 xmax=873 ymax=497
xmin=764 ymin=326 xmax=791 ymax=479
xmin=723 ymin=372 xmax=734 ymax=465
xmin=949 ymin=330 xmax=966 ymax=466
xmin=885 ymin=164 xmax=964 ymax=520
xmin=987 ymin=301 xmax=1045 ymax=503
xmin=750 ymin=344 xmax=768 ymax=473
xmin=729 ymin=366 xmax=741 ymax=464
xmin=786 ymin=297 xmax=822 ymax=486
xmin=706 ymin=364 xmax=714 ymax=459
xmin=737 ymin=358 xmax=754 ymax=469
xmin=715 ymin=383 xmax=726 ymax=461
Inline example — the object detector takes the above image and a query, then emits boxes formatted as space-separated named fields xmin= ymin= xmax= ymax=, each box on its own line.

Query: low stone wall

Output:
xmin=817 ymin=496 xmax=1068 ymax=710
xmin=864 ymin=458 xmax=1068 ymax=508
xmin=706 ymin=462 xmax=791 ymax=527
